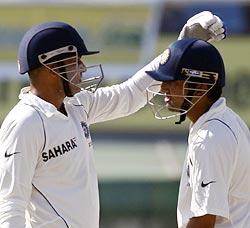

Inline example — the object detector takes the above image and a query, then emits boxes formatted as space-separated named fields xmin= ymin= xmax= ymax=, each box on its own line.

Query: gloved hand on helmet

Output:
xmin=178 ymin=11 xmax=226 ymax=42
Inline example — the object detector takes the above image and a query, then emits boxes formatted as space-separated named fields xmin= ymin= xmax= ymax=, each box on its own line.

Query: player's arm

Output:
xmin=0 ymin=110 xmax=43 ymax=227
xmin=185 ymin=122 xmax=236 ymax=226
xmin=75 ymin=54 xmax=161 ymax=124
xmin=76 ymin=11 xmax=225 ymax=124
xmin=187 ymin=214 xmax=216 ymax=228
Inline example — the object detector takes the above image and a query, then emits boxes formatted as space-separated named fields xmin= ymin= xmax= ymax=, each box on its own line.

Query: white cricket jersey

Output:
xmin=0 ymin=56 xmax=160 ymax=228
xmin=177 ymin=97 xmax=250 ymax=227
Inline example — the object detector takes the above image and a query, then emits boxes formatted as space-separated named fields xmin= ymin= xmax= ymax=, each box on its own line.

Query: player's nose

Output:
xmin=78 ymin=59 xmax=87 ymax=73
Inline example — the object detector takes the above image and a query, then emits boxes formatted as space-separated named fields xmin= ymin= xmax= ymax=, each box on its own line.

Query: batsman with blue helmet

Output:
xmin=0 ymin=11 xmax=225 ymax=228
xmin=146 ymin=38 xmax=250 ymax=227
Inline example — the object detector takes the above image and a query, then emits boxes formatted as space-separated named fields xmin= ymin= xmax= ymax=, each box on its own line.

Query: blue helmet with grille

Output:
xmin=18 ymin=21 xmax=99 ymax=74
xmin=146 ymin=38 xmax=225 ymax=87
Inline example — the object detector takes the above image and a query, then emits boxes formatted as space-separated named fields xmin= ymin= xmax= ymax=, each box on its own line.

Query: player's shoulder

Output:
xmin=200 ymin=116 xmax=238 ymax=145
xmin=1 ymin=101 xmax=43 ymax=131
xmin=190 ymin=118 xmax=237 ymax=160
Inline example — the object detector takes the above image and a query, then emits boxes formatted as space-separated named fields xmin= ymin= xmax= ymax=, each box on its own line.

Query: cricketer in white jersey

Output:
xmin=0 ymin=57 xmax=159 ymax=228
xmin=177 ymin=97 xmax=250 ymax=227
xmin=0 ymin=12 xmax=226 ymax=228
xmin=146 ymin=36 xmax=249 ymax=227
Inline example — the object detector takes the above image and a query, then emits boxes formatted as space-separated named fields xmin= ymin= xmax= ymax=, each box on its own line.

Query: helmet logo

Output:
xmin=160 ymin=48 xmax=170 ymax=65
xmin=80 ymin=121 xmax=90 ymax=139
xmin=181 ymin=68 xmax=218 ymax=81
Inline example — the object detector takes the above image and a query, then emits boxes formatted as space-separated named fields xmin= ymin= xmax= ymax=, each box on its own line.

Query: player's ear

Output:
xmin=43 ymin=63 xmax=60 ymax=78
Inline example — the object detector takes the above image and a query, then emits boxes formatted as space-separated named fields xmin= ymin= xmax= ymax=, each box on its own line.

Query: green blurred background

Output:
xmin=0 ymin=2 xmax=250 ymax=227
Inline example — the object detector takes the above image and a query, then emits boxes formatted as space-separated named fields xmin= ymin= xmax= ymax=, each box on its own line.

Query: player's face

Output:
xmin=160 ymin=80 xmax=185 ymax=112
xmin=64 ymin=56 xmax=86 ymax=95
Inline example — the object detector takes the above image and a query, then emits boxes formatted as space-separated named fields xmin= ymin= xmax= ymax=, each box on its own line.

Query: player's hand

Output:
xmin=178 ymin=11 xmax=226 ymax=42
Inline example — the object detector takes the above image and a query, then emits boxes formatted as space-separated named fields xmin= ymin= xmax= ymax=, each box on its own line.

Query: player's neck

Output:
xmin=187 ymin=98 xmax=214 ymax=123
xmin=30 ymin=84 xmax=65 ymax=110
xmin=29 ymin=70 xmax=67 ymax=111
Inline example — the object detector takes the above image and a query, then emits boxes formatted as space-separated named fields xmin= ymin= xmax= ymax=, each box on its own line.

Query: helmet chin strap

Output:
xmin=175 ymin=103 xmax=188 ymax=124
xmin=175 ymin=111 xmax=187 ymax=124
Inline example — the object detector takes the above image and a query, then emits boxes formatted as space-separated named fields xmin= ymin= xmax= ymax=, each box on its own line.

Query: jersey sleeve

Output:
xmin=189 ymin=121 xmax=237 ymax=219
xmin=0 ymin=107 xmax=44 ymax=227
xmin=74 ymin=55 xmax=161 ymax=124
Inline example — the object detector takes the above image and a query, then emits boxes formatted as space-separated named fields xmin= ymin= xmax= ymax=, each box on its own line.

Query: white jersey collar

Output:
xmin=190 ymin=97 xmax=226 ymax=135
xmin=19 ymin=86 xmax=60 ymax=118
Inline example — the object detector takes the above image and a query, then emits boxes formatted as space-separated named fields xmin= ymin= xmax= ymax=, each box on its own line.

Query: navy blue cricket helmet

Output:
xmin=146 ymin=38 xmax=225 ymax=87
xmin=18 ymin=21 xmax=99 ymax=74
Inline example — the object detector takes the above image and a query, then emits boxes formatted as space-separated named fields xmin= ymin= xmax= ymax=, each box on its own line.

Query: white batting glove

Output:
xmin=178 ymin=11 xmax=226 ymax=42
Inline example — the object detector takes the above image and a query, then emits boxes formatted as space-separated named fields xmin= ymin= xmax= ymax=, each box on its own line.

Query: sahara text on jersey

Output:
xmin=42 ymin=137 xmax=78 ymax=162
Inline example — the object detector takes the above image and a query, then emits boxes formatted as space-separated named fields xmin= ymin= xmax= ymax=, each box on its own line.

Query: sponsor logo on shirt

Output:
xmin=4 ymin=151 xmax=21 ymax=158
xmin=201 ymin=180 xmax=216 ymax=188
xmin=80 ymin=121 xmax=90 ymax=139
xmin=42 ymin=137 xmax=78 ymax=162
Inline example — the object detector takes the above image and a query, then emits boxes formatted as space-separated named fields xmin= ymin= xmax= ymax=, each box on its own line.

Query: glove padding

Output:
xmin=178 ymin=11 xmax=226 ymax=42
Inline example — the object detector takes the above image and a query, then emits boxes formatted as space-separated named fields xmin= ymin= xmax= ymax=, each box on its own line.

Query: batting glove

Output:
xmin=178 ymin=11 xmax=226 ymax=42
